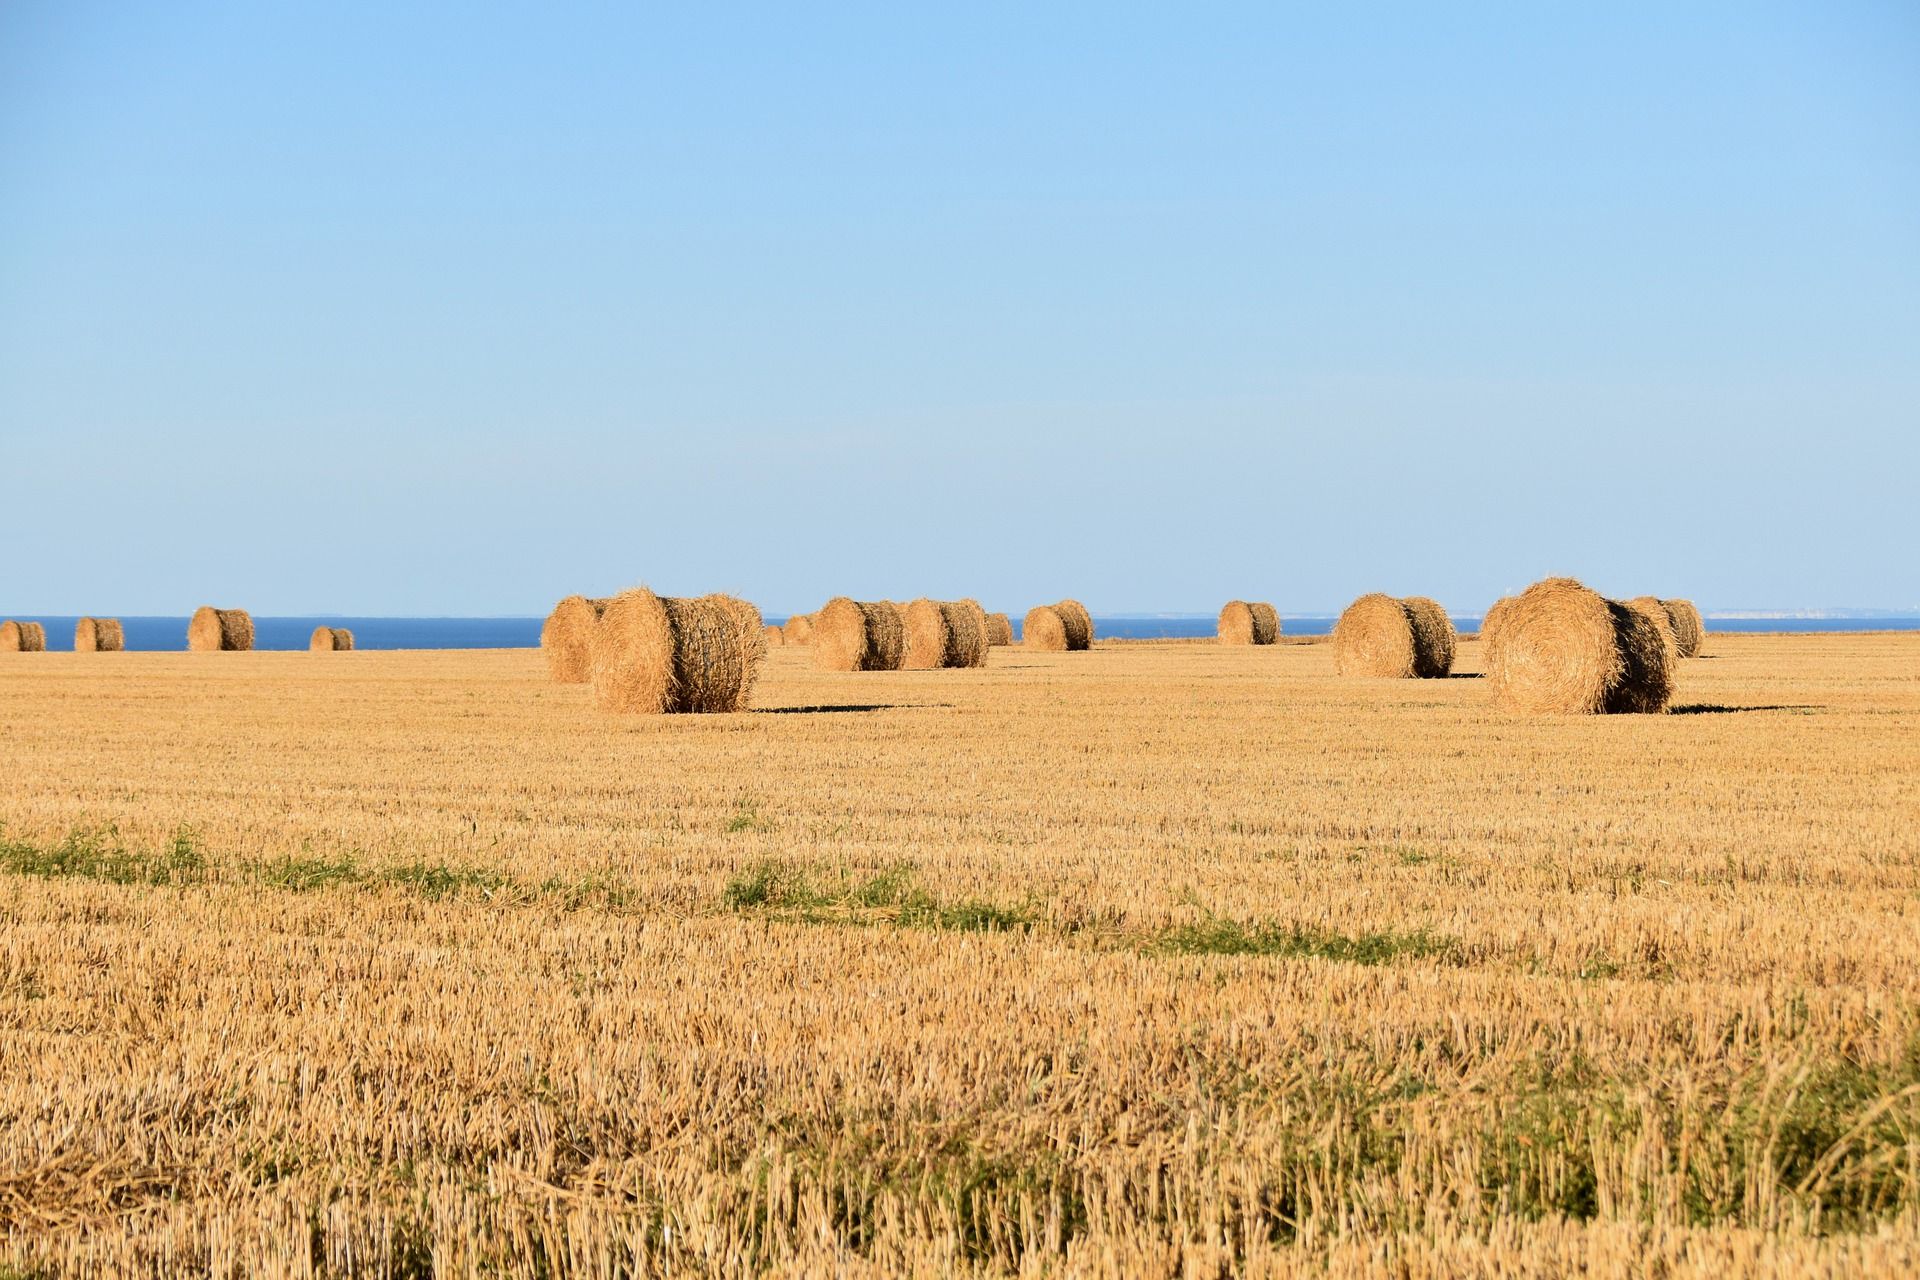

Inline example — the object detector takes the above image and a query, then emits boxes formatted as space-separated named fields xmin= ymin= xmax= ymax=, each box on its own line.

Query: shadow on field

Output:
xmin=1670 ymin=704 xmax=1821 ymax=715
xmin=756 ymin=704 xmax=954 ymax=715
xmin=1445 ymin=673 xmax=1484 ymax=679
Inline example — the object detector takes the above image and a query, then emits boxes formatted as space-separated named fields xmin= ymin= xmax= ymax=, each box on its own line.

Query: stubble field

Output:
xmin=2 ymin=632 xmax=1918 ymax=1277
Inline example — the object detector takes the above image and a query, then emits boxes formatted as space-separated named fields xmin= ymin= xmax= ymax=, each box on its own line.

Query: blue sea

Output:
xmin=6 ymin=613 xmax=1918 ymax=651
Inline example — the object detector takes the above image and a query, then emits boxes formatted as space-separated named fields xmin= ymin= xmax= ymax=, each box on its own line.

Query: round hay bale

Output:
xmin=1402 ymin=596 xmax=1457 ymax=677
xmin=310 ymin=626 xmax=354 ymax=652
xmin=1661 ymin=599 xmax=1705 ymax=658
xmin=1488 ymin=577 xmax=1674 ymax=714
xmin=813 ymin=598 xmax=906 ymax=672
xmin=591 ymin=588 xmax=766 ymax=713
xmin=1332 ymin=593 xmax=1418 ymax=677
xmin=1217 ymin=600 xmax=1257 ymax=645
xmin=984 ymin=612 xmax=1014 ymax=646
xmin=541 ymin=595 xmax=609 ymax=683
xmin=1 ymin=621 xmax=48 ymax=652
xmin=188 ymin=607 xmax=253 ymax=652
xmin=957 ymin=599 xmax=991 ymax=654
xmin=901 ymin=598 xmax=949 ymax=670
xmin=1480 ymin=596 xmax=1517 ymax=648
xmin=1626 ymin=596 xmax=1679 ymax=661
xmin=74 ymin=618 xmax=125 ymax=652
xmin=783 ymin=613 xmax=814 ymax=646
xmin=1054 ymin=599 xmax=1094 ymax=650
xmin=941 ymin=601 xmax=987 ymax=668
xmin=763 ymin=623 xmax=786 ymax=647
xmin=1218 ymin=600 xmax=1280 ymax=645
xmin=1023 ymin=606 xmax=1068 ymax=651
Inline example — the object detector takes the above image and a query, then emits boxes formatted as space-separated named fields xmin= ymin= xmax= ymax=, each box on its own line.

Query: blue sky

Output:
xmin=3 ymin=2 xmax=1915 ymax=615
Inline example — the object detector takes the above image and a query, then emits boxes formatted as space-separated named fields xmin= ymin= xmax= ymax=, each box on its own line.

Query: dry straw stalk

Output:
xmin=1488 ymin=576 xmax=1674 ymax=714
xmin=812 ymin=598 xmax=906 ymax=672
xmin=592 ymin=588 xmax=765 ymax=714
xmin=541 ymin=596 xmax=609 ymax=683
xmin=187 ymin=607 xmax=253 ymax=652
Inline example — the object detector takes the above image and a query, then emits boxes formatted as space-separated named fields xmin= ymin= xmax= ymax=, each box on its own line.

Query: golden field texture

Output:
xmin=2 ymin=632 xmax=1919 ymax=1277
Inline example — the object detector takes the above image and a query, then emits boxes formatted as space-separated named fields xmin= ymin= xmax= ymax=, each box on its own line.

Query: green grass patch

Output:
xmin=722 ymin=860 xmax=1031 ymax=933
xmin=1152 ymin=915 xmax=1457 ymax=965
xmin=0 ymin=824 xmax=206 ymax=887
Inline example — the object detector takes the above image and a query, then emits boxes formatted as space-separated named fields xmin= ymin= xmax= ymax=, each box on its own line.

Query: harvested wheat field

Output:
xmin=2 ymin=633 xmax=1919 ymax=1277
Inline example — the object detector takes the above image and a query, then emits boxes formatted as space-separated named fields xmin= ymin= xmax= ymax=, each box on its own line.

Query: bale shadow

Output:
xmin=756 ymin=704 xmax=896 ymax=715
xmin=1444 ymin=673 xmax=1484 ymax=679
xmin=1669 ymin=704 xmax=1820 ymax=715
xmin=756 ymin=703 xmax=956 ymax=715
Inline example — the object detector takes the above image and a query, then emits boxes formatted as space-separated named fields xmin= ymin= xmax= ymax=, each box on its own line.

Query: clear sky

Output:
xmin=3 ymin=2 xmax=1916 ymax=616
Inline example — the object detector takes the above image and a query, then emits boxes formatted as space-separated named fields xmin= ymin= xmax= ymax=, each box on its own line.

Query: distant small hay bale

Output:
xmin=1054 ymin=599 xmax=1094 ymax=650
xmin=74 ymin=618 xmax=124 ymax=652
xmin=763 ymin=623 xmax=786 ymax=647
xmin=1332 ymin=594 xmax=1419 ymax=677
xmin=1627 ymin=596 xmax=1679 ymax=661
xmin=985 ymin=612 xmax=1014 ymax=646
xmin=591 ymin=587 xmax=766 ymax=714
xmin=1661 ymin=598 xmax=1705 ymax=658
xmin=1488 ymin=577 xmax=1674 ymax=714
xmin=188 ymin=606 xmax=253 ymax=652
xmin=1218 ymin=600 xmax=1280 ymax=645
xmin=1022 ymin=606 xmax=1068 ymax=651
xmin=1480 ymin=596 xmax=1517 ymax=647
xmin=310 ymin=626 xmax=353 ymax=652
xmin=541 ymin=595 xmax=609 ymax=683
xmin=783 ymin=613 xmax=815 ymax=646
xmin=1402 ymin=596 xmax=1457 ymax=677
xmin=1 ymin=621 xmax=48 ymax=652
xmin=813 ymin=598 xmax=906 ymax=672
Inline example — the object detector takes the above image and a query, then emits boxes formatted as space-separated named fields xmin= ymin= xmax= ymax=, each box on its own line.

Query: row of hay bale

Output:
xmin=2 ymin=618 xmax=128 ymax=651
xmin=542 ymin=590 xmax=766 ymax=714
xmin=1328 ymin=581 xmax=1707 ymax=714
xmin=1218 ymin=600 xmax=1281 ymax=645
xmin=310 ymin=626 xmax=355 ymax=651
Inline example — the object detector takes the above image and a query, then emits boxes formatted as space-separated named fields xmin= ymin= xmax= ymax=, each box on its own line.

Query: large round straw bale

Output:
xmin=901 ymin=598 xmax=949 ymax=670
xmin=763 ymin=623 xmax=786 ymax=647
xmin=1488 ymin=577 xmax=1674 ymax=714
xmin=957 ymin=599 xmax=991 ymax=651
xmin=310 ymin=626 xmax=354 ymax=652
xmin=783 ymin=613 xmax=814 ymax=646
xmin=813 ymin=598 xmax=906 ymax=672
xmin=1 ymin=621 xmax=48 ymax=652
xmin=1402 ymin=596 xmax=1457 ymax=677
xmin=332 ymin=627 xmax=355 ymax=650
xmin=1661 ymin=599 xmax=1705 ymax=658
xmin=188 ymin=607 xmax=253 ymax=652
xmin=1023 ymin=606 xmax=1068 ymax=651
xmin=1054 ymin=599 xmax=1094 ymax=650
xmin=1626 ymin=596 xmax=1679 ymax=661
xmin=1217 ymin=600 xmax=1280 ymax=645
xmin=1480 ymin=596 xmax=1517 ymax=647
xmin=984 ymin=612 xmax=1014 ymax=646
xmin=541 ymin=595 xmax=609 ymax=683
xmin=591 ymin=588 xmax=766 ymax=713
xmin=1217 ymin=600 xmax=1256 ymax=645
xmin=1332 ymin=594 xmax=1419 ymax=677
xmin=74 ymin=618 xmax=125 ymax=652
